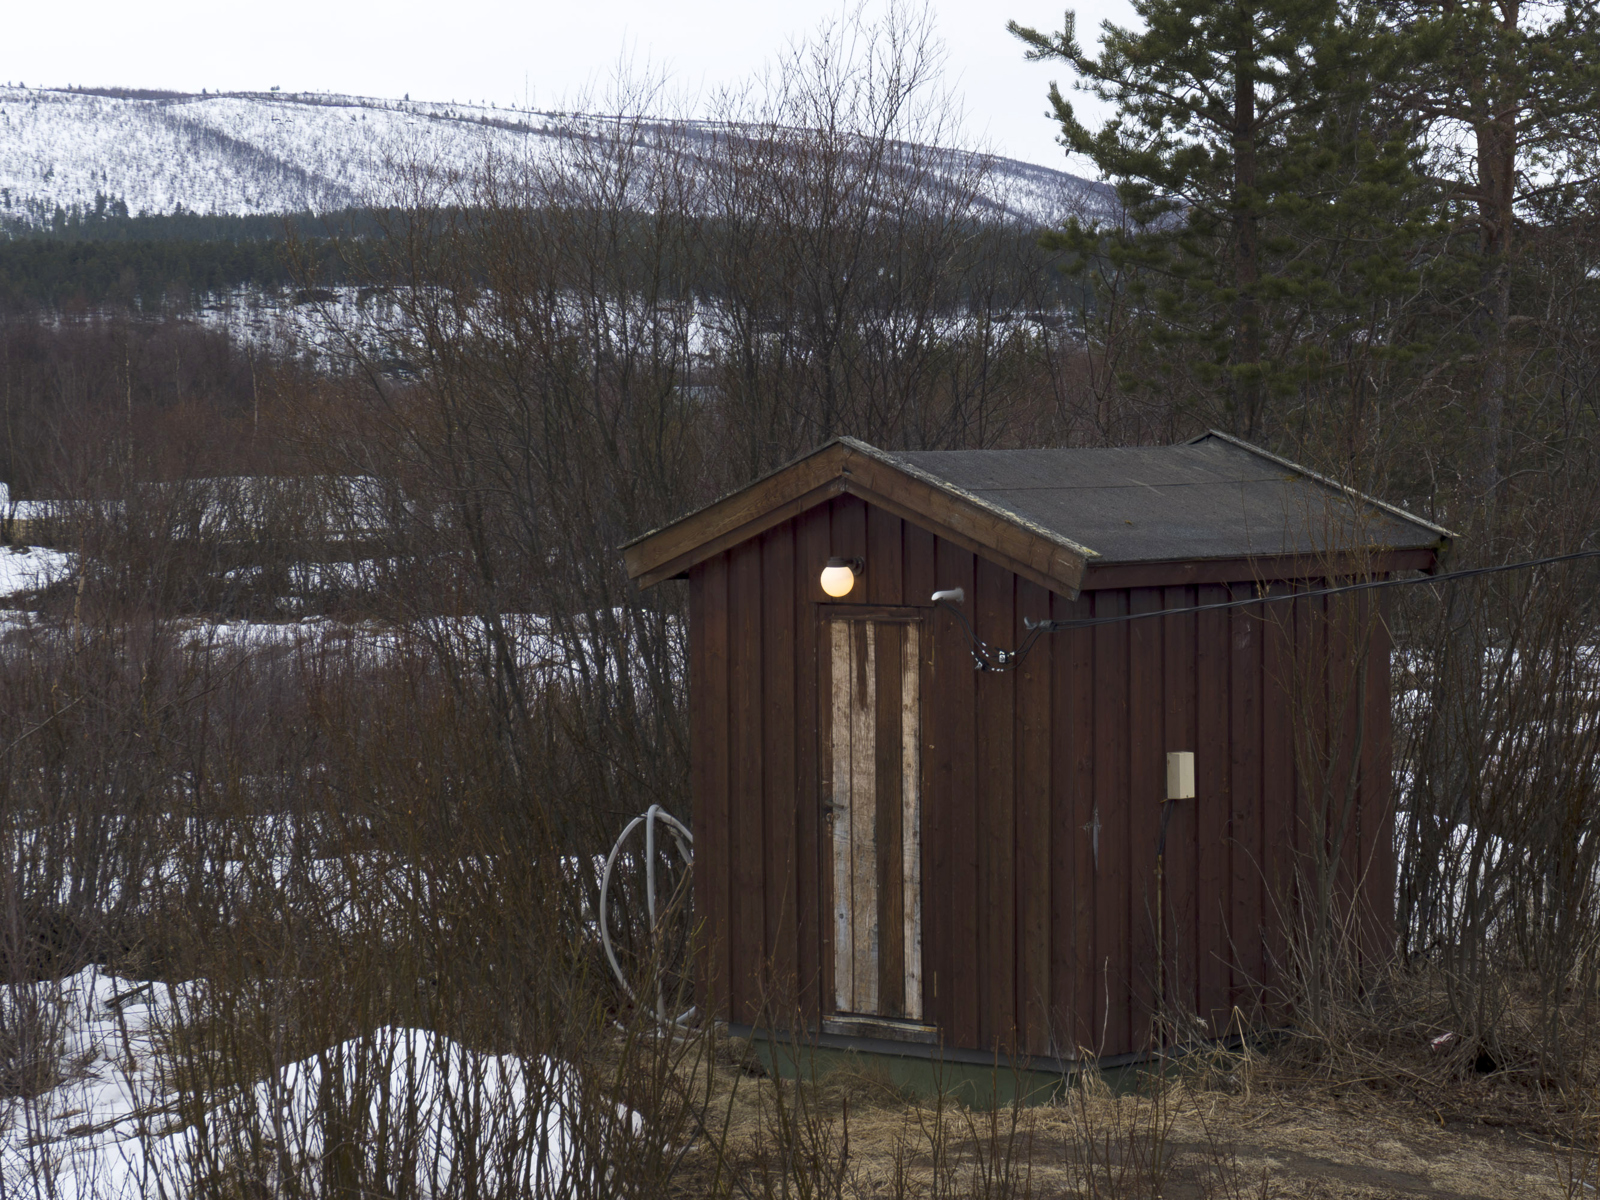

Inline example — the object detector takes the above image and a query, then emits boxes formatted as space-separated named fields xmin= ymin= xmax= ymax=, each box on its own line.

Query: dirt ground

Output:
xmin=688 ymin=1039 xmax=1597 ymax=1198
xmin=1084 ymin=1088 xmax=1576 ymax=1198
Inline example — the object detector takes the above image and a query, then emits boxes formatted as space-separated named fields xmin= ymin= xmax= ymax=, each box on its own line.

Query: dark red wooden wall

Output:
xmin=687 ymin=494 xmax=1394 ymax=1060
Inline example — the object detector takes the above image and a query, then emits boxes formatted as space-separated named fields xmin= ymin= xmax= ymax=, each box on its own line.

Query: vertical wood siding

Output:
xmin=688 ymin=494 xmax=1396 ymax=1058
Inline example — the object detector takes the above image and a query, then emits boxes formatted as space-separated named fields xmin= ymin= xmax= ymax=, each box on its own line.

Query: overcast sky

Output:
xmin=1 ymin=0 xmax=1139 ymax=170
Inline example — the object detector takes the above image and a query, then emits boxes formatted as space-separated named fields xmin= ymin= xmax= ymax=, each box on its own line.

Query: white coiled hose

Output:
xmin=599 ymin=804 xmax=696 ymax=1030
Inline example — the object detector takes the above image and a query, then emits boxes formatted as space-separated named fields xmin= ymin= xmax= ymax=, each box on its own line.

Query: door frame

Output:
xmin=817 ymin=604 xmax=929 ymax=1023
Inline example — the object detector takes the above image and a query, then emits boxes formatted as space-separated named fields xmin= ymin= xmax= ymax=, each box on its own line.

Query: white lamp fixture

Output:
xmin=820 ymin=556 xmax=862 ymax=598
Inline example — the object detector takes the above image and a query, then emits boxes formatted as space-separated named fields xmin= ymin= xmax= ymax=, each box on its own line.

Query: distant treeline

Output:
xmin=0 ymin=236 xmax=346 ymax=309
xmin=0 ymin=205 xmax=392 ymax=243
xmin=0 ymin=208 xmax=393 ymax=310
xmin=0 ymin=203 xmax=1081 ymax=313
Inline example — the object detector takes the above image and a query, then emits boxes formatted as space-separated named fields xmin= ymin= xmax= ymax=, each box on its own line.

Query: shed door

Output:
xmin=826 ymin=616 xmax=923 ymax=1020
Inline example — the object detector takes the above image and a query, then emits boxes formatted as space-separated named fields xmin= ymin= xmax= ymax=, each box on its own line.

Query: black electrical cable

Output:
xmin=933 ymin=546 xmax=1600 ymax=672
xmin=932 ymin=594 xmax=1052 ymax=670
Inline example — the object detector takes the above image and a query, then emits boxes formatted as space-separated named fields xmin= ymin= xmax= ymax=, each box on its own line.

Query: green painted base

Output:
xmin=745 ymin=1035 xmax=1149 ymax=1108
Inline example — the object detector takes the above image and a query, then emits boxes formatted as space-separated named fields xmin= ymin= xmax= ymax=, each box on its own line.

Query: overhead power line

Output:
xmin=934 ymin=547 xmax=1600 ymax=672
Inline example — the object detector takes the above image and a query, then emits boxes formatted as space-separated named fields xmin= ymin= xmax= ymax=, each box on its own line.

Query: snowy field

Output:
xmin=0 ymin=545 xmax=73 ymax=597
xmin=2 ymin=967 xmax=627 ymax=1198
xmin=177 ymin=278 xmax=1089 ymax=367
xmin=1 ymin=966 xmax=186 ymax=1198
xmin=0 ymin=86 xmax=1115 ymax=232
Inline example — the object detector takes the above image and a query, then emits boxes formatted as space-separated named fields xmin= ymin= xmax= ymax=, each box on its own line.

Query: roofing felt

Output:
xmin=886 ymin=433 xmax=1451 ymax=564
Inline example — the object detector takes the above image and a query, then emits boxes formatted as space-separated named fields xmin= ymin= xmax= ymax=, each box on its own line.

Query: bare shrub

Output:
xmin=0 ymin=982 xmax=66 ymax=1100
xmin=1393 ymin=548 xmax=1600 ymax=1079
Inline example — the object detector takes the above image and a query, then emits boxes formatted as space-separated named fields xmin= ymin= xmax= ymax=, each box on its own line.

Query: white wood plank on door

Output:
xmin=900 ymin=624 xmax=923 ymax=1020
xmin=829 ymin=620 xmax=855 ymax=1014
xmin=849 ymin=622 xmax=879 ymax=1016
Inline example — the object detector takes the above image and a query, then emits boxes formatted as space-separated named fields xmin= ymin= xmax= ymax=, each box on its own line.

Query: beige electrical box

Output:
xmin=1166 ymin=751 xmax=1195 ymax=801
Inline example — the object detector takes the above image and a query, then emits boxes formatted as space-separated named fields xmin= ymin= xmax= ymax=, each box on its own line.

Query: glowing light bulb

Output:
xmin=820 ymin=557 xmax=858 ymax=598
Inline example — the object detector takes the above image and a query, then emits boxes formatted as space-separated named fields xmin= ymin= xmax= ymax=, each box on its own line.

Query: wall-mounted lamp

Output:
xmin=931 ymin=588 xmax=965 ymax=605
xmin=820 ymin=556 xmax=863 ymax=598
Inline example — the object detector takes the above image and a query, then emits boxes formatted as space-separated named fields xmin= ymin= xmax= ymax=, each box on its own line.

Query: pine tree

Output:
xmin=1380 ymin=0 xmax=1600 ymax=497
xmin=1011 ymin=0 xmax=1424 ymax=439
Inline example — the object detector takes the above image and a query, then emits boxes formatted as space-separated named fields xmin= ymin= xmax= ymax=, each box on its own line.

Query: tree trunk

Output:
xmin=1233 ymin=34 xmax=1263 ymax=437
xmin=1470 ymin=1 xmax=1519 ymax=507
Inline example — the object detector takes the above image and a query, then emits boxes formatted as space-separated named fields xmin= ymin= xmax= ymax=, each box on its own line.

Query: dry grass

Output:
xmin=1154 ymin=1085 xmax=1565 ymax=1199
xmin=661 ymin=1030 xmax=1593 ymax=1199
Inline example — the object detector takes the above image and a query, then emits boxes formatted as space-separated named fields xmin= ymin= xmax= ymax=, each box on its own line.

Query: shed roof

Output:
xmin=889 ymin=432 xmax=1451 ymax=566
xmin=623 ymin=432 xmax=1454 ymax=597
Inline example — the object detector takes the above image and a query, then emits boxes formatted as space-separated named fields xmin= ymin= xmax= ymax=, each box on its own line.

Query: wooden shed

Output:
xmin=622 ymin=433 xmax=1452 ymax=1065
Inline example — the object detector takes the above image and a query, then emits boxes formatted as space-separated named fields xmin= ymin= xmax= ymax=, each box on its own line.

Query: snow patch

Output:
xmin=0 ymin=546 xmax=73 ymax=597
xmin=2 ymin=968 xmax=633 ymax=1198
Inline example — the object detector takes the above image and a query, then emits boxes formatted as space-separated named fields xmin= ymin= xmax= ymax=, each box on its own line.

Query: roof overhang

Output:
xmin=625 ymin=433 xmax=1456 ymax=597
xmin=1187 ymin=430 xmax=1457 ymax=564
xmin=622 ymin=437 xmax=1101 ymax=598
xmin=1076 ymin=546 xmax=1444 ymax=592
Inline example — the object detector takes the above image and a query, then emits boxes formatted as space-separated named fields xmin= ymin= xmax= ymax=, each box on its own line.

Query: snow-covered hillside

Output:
xmin=0 ymin=86 xmax=1112 ymax=231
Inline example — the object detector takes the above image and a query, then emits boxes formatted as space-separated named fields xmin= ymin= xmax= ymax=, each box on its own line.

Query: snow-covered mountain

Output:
xmin=0 ymin=85 xmax=1111 ymax=231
